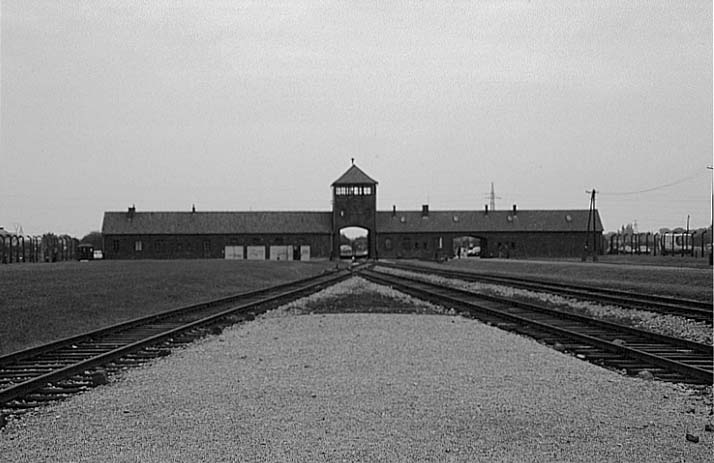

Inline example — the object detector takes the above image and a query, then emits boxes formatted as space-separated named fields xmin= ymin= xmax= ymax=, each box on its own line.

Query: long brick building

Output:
xmin=102 ymin=164 xmax=603 ymax=260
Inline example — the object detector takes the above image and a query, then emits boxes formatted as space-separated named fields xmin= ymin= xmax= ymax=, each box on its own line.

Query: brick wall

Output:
xmin=103 ymin=234 xmax=332 ymax=260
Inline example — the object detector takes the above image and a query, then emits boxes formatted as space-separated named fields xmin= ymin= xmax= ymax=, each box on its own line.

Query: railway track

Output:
xmin=377 ymin=261 xmax=713 ymax=323
xmin=0 ymin=268 xmax=352 ymax=415
xmin=360 ymin=268 xmax=713 ymax=385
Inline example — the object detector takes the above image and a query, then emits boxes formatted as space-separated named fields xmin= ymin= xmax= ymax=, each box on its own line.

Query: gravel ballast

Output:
xmin=375 ymin=266 xmax=713 ymax=345
xmin=1 ymin=280 xmax=712 ymax=462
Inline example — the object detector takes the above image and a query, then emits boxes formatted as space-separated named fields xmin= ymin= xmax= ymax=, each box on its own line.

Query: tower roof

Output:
xmin=331 ymin=164 xmax=378 ymax=186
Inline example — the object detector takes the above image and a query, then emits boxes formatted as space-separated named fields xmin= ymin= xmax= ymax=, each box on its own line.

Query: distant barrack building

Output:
xmin=101 ymin=164 xmax=603 ymax=260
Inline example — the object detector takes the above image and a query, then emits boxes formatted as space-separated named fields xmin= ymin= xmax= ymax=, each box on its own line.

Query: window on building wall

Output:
xmin=134 ymin=240 xmax=143 ymax=252
xmin=203 ymin=240 xmax=211 ymax=252
xmin=438 ymin=237 xmax=443 ymax=249
xmin=113 ymin=240 xmax=119 ymax=252
xmin=511 ymin=242 xmax=516 ymax=249
xmin=423 ymin=241 xmax=428 ymax=249
xmin=364 ymin=186 xmax=372 ymax=195
xmin=401 ymin=238 xmax=411 ymax=250
xmin=385 ymin=238 xmax=392 ymax=250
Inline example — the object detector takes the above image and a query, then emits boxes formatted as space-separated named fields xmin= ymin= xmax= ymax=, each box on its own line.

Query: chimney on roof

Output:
xmin=127 ymin=205 xmax=136 ymax=219
xmin=484 ymin=204 xmax=489 ymax=215
xmin=512 ymin=204 xmax=517 ymax=215
xmin=192 ymin=204 xmax=196 ymax=213
xmin=392 ymin=205 xmax=397 ymax=217
xmin=422 ymin=204 xmax=429 ymax=217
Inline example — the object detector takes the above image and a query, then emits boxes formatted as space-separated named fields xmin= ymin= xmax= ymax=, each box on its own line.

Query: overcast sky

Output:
xmin=2 ymin=0 xmax=711 ymax=237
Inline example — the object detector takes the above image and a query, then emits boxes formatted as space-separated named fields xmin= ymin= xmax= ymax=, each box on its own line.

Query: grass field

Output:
xmin=425 ymin=257 xmax=713 ymax=302
xmin=0 ymin=259 xmax=337 ymax=356
xmin=2 ymin=257 xmax=711 ymax=357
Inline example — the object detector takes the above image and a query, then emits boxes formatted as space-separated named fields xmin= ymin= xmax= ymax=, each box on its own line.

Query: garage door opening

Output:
xmin=453 ymin=236 xmax=483 ymax=258
xmin=339 ymin=226 xmax=370 ymax=259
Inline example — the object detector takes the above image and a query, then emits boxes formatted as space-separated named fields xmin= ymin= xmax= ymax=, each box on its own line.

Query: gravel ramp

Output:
xmin=1 ymin=304 xmax=712 ymax=461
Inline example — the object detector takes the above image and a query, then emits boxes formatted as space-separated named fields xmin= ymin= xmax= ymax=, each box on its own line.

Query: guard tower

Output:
xmin=331 ymin=162 xmax=378 ymax=259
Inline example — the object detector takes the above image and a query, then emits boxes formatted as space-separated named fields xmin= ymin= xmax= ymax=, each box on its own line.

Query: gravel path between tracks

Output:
xmin=1 ymin=277 xmax=712 ymax=462
xmin=375 ymin=266 xmax=713 ymax=345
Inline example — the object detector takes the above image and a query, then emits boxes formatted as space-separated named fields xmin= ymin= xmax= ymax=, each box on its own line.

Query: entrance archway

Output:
xmin=339 ymin=226 xmax=370 ymax=259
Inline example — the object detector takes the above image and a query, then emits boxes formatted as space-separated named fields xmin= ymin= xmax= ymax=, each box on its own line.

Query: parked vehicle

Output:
xmin=339 ymin=244 xmax=353 ymax=258
xmin=466 ymin=246 xmax=480 ymax=257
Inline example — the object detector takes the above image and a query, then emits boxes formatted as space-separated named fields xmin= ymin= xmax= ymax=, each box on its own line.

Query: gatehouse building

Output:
xmin=102 ymin=164 xmax=603 ymax=260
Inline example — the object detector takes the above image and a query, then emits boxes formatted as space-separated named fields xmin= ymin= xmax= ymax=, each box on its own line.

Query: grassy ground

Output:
xmin=0 ymin=259 xmax=337 ymax=356
xmin=406 ymin=257 xmax=713 ymax=302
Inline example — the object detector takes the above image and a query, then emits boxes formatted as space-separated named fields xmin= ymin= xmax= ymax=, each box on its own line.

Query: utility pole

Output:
xmin=707 ymin=166 xmax=714 ymax=265
xmin=583 ymin=189 xmax=598 ymax=262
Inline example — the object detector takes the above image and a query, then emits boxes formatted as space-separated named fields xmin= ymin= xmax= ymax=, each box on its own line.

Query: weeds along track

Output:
xmin=377 ymin=261 xmax=713 ymax=323
xmin=360 ymin=268 xmax=713 ymax=385
xmin=0 ymin=268 xmax=352 ymax=416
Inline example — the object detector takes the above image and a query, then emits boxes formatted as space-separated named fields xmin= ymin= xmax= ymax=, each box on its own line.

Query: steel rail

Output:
xmin=0 ymin=269 xmax=351 ymax=405
xmin=377 ymin=261 xmax=713 ymax=322
xmin=361 ymin=269 xmax=713 ymax=384
xmin=0 ymin=269 xmax=343 ymax=366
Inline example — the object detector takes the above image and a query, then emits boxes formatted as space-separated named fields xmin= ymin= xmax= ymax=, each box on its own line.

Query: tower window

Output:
xmin=335 ymin=185 xmax=373 ymax=196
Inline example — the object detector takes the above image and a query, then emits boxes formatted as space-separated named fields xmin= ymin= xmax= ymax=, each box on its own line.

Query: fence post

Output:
xmin=692 ymin=232 xmax=697 ymax=257
xmin=628 ymin=234 xmax=632 ymax=255
xmin=703 ymin=230 xmax=707 ymax=258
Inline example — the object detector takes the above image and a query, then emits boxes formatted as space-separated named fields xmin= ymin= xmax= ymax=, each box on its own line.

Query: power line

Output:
xmin=598 ymin=171 xmax=705 ymax=196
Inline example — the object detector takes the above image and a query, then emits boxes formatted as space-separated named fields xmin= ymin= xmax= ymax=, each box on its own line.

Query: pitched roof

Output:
xmin=376 ymin=209 xmax=603 ymax=233
xmin=331 ymin=164 xmax=378 ymax=186
xmin=102 ymin=211 xmax=332 ymax=235
xmin=102 ymin=209 xmax=603 ymax=235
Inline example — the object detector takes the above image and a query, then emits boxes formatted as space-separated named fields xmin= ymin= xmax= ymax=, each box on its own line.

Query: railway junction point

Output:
xmin=1 ymin=279 xmax=711 ymax=462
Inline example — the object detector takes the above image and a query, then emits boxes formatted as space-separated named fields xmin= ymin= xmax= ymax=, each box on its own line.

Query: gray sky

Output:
xmin=2 ymin=0 xmax=712 ymax=237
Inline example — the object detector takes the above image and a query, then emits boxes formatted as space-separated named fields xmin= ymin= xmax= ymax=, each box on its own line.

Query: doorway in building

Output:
xmin=339 ymin=226 xmax=370 ymax=259
xmin=453 ymin=236 xmax=483 ymax=259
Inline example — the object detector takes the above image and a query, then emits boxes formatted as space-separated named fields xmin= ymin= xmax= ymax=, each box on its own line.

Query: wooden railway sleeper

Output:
xmin=377 ymin=262 xmax=712 ymax=314
xmin=363 ymin=271 xmax=713 ymax=384
xmin=368 ymin=270 xmax=712 ymax=354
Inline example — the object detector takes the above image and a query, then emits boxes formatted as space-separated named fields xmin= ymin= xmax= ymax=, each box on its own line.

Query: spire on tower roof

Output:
xmin=332 ymin=163 xmax=378 ymax=186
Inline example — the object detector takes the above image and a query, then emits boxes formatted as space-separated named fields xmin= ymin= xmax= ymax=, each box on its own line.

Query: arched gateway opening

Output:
xmin=331 ymin=163 xmax=378 ymax=260
xmin=339 ymin=226 xmax=370 ymax=259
